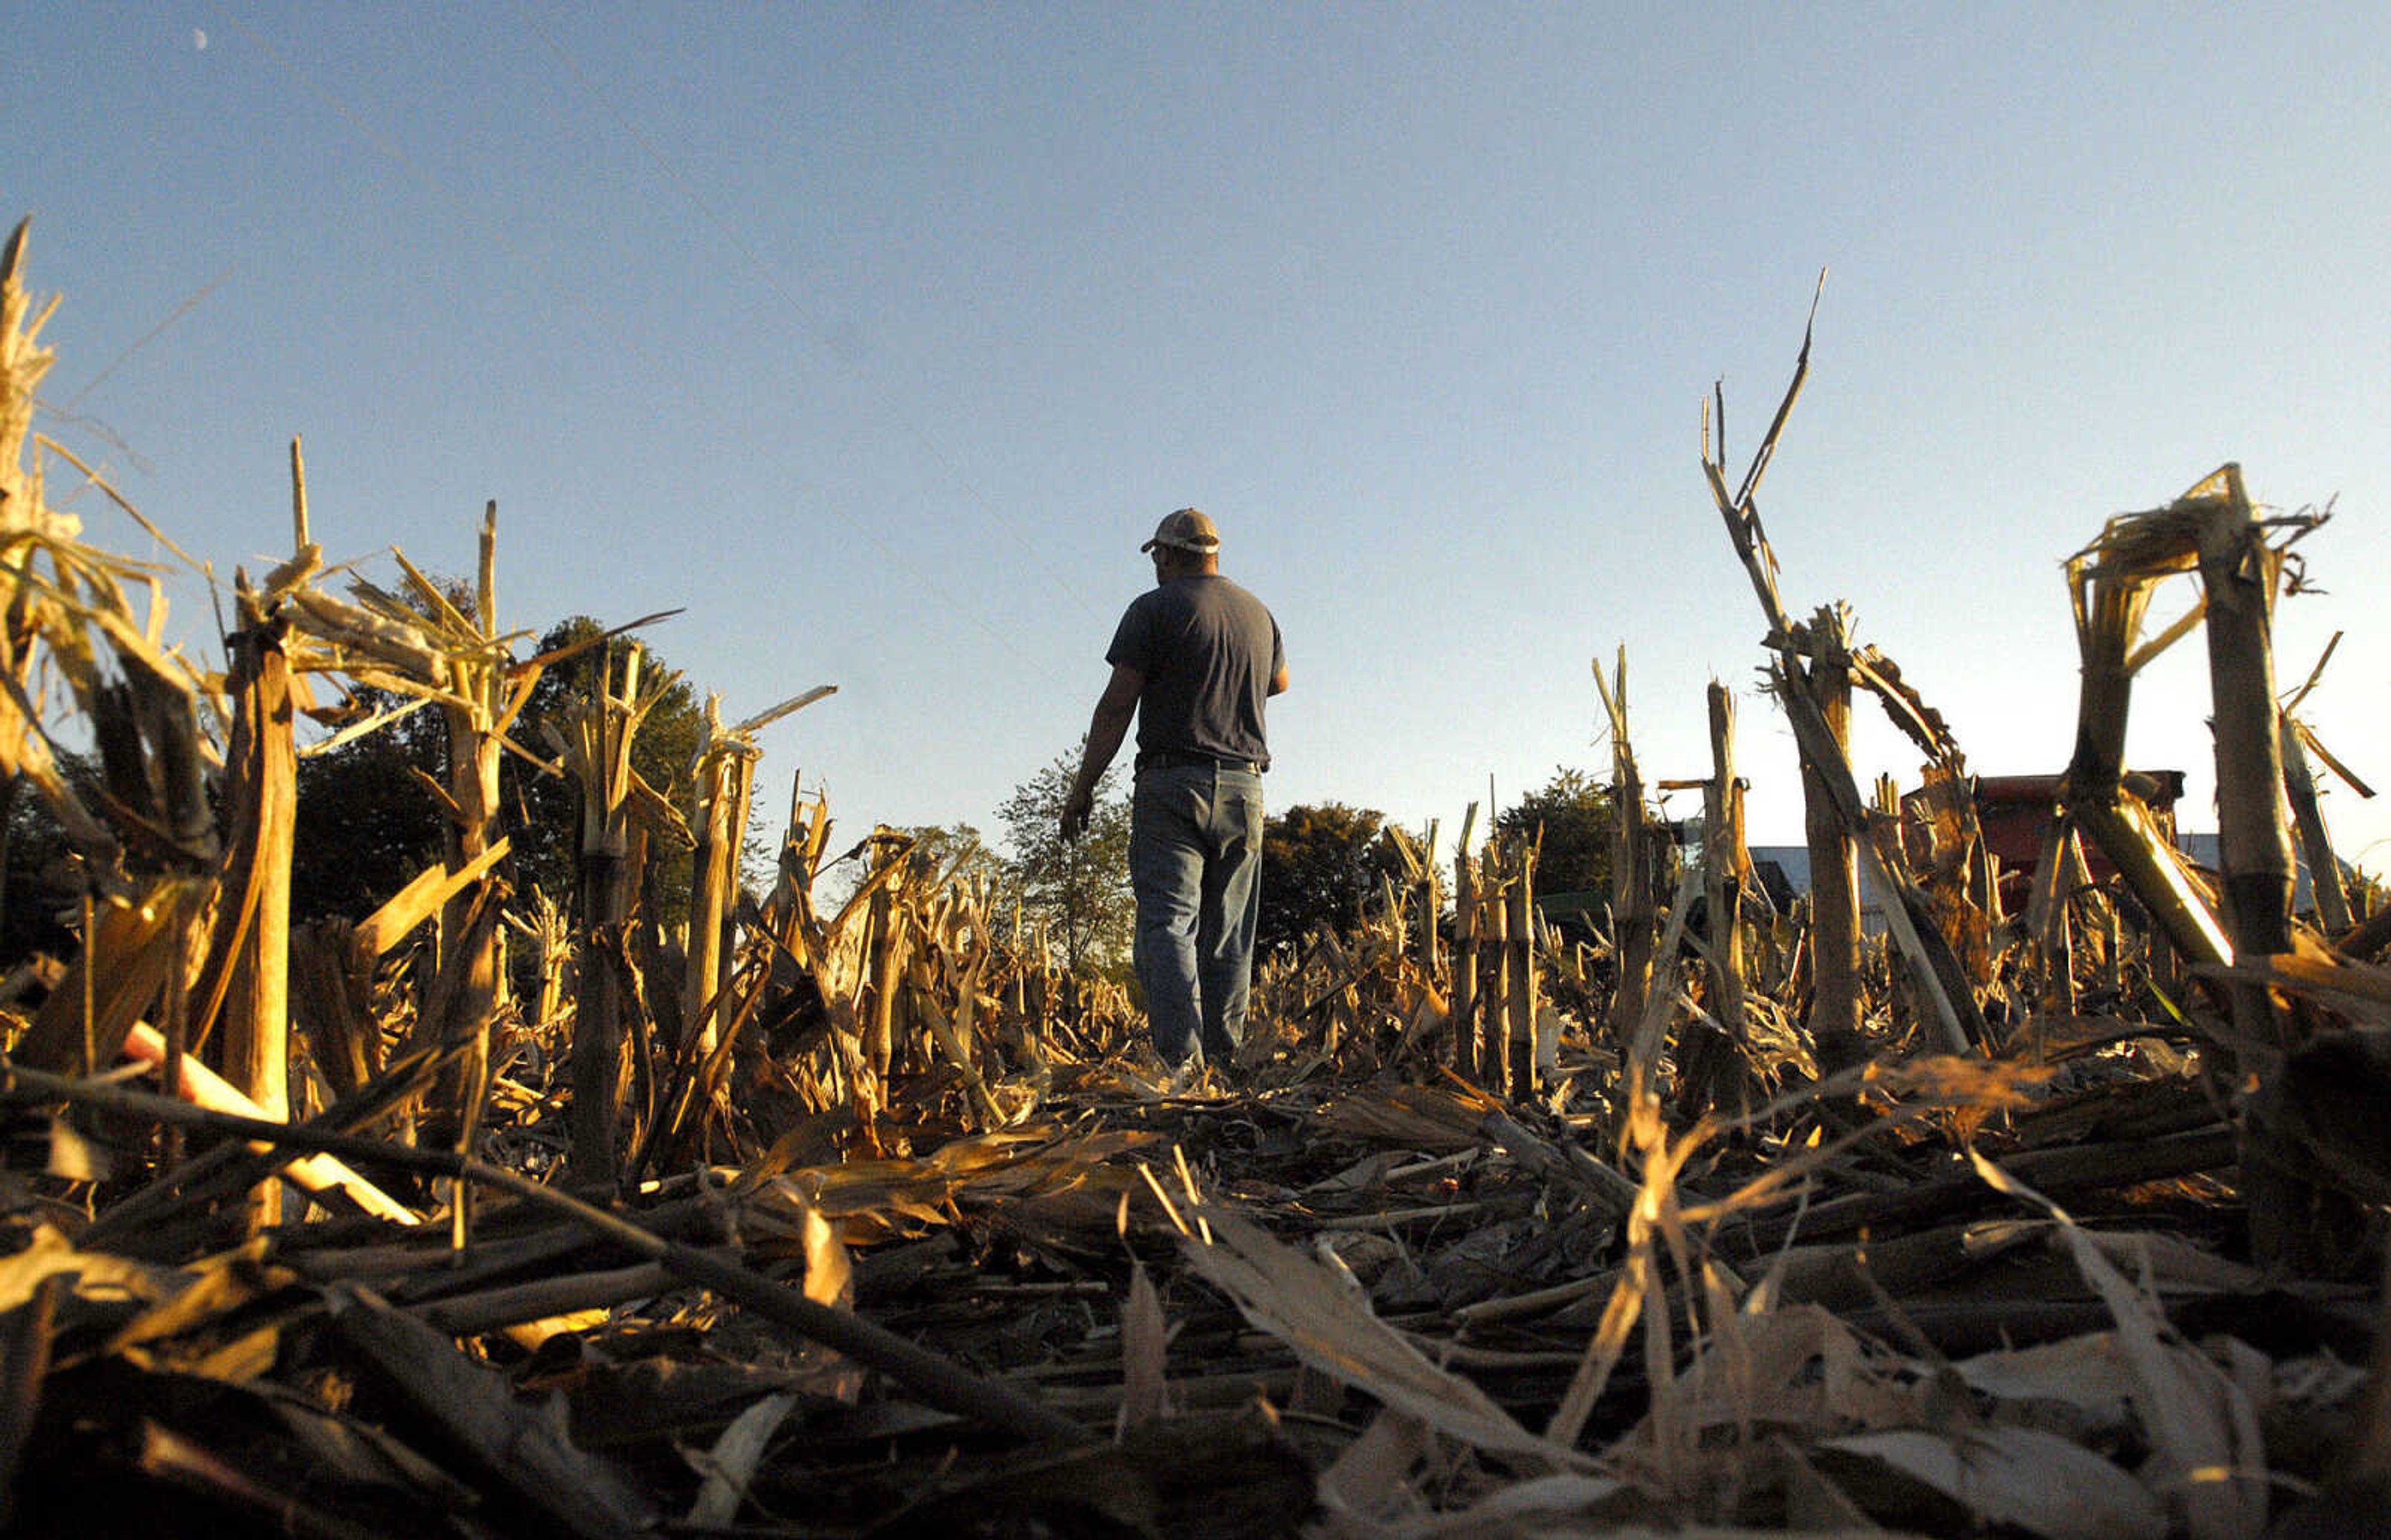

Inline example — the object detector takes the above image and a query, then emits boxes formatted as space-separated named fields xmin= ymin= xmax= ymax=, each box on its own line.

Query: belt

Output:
xmin=1138 ymin=749 xmax=1263 ymax=774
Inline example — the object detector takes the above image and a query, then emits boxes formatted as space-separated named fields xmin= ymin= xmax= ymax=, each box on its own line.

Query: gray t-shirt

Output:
xmin=1105 ymin=575 xmax=1283 ymax=769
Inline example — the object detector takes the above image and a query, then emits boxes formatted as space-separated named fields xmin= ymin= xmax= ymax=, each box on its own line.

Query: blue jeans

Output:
xmin=1130 ymin=762 xmax=1265 ymax=1067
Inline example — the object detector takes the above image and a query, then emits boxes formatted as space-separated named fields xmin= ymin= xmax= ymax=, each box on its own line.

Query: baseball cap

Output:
xmin=1141 ymin=507 xmax=1221 ymax=554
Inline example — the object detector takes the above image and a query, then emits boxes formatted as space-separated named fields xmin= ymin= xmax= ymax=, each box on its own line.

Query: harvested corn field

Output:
xmin=3 ymin=222 xmax=2389 ymax=1540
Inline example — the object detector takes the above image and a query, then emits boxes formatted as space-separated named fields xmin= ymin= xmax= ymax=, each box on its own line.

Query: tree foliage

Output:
xmin=290 ymin=614 xmax=707 ymax=926
xmin=1257 ymin=801 xmax=1400 ymax=958
xmin=897 ymin=823 xmax=1008 ymax=894
xmin=499 ymin=616 xmax=707 ymax=915
xmin=288 ymin=692 xmax=446 ymax=923
xmin=820 ymin=822 xmax=1010 ymax=917
xmin=0 ymin=754 xmax=99 ymax=965
xmin=1493 ymin=766 xmax=1619 ymax=898
xmin=997 ymin=743 xmax=1131 ymax=976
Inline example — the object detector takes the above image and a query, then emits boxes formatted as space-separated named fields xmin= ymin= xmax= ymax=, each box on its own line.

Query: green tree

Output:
xmin=1494 ymin=767 xmax=1618 ymax=899
xmin=998 ymin=742 xmax=1131 ymax=975
xmin=500 ymin=616 xmax=707 ymax=917
xmin=290 ymin=695 xmax=449 ymax=922
xmin=901 ymin=823 xmax=1007 ymax=892
xmin=1257 ymin=801 xmax=1401 ymax=958
xmin=0 ymin=753 xmax=102 ymax=965
xmin=289 ymin=615 xmax=708 ymax=926
xmin=820 ymin=822 xmax=1010 ymax=915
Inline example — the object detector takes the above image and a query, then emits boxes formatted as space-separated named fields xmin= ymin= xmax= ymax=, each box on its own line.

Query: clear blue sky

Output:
xmin=16 ymin=4 xmax=2391 ymax=876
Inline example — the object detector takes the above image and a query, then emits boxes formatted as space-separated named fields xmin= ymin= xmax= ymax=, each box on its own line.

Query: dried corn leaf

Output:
xmin=1953 ymin=1333 xmax=2139 ymax=1439
xmin=105 ymin=1240 xmax=296 ymax=1383
xmin=1184 ymin=1208 xmax=1590 ymax=1469
xmin=0 ymin=1223 xmax=186 ymax=1317
xmin=1117 ymin=1259 xmax=1171 ymax=1430
xmin=1968 ymin=1150 xmax=2266 ymax=1540
xmin=1819 ymin=1425 xmax=2167 ymax=1540
xmin=328 ymin=1282 xmax=660 ymax=1540
xmin=684 ymin=1391 xmax=799 ymax=1529
xmin=1653 ymin=1303 xmax=1922 ymax=1446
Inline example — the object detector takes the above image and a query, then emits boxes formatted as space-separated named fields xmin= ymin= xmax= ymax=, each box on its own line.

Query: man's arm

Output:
xmin=1062 ymin=662 xmax=1143 ymax=840
xmin=1268 ymin=660 xmax=1290 ymax=697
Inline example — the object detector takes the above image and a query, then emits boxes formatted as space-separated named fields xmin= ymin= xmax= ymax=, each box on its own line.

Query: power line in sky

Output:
xmin=62 ymin=264 xmax=235 ymax=414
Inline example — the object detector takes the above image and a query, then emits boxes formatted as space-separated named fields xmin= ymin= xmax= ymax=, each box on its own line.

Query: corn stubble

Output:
xmin=0 ymin=230 xmax=2387 ymax=1538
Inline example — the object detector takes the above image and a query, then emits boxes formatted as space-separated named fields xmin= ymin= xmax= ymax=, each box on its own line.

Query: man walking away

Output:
xmin=1061 ymin=509 xmax=1288 ymax=1073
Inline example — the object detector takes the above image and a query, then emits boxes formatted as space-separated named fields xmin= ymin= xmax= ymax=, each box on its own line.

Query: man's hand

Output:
xmin=1065 ymin=661 xmax=1141 ymax=843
